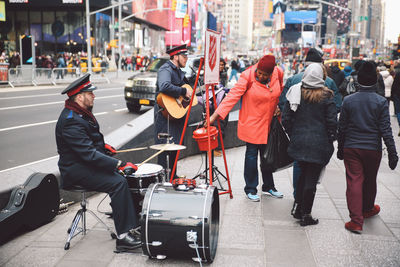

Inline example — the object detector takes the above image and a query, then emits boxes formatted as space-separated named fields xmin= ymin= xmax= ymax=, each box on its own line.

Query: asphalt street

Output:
xmin=0 ymin=83 xmax=151 ymax=172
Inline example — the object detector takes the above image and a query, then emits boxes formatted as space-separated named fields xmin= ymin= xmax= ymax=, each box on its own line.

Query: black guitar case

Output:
xmin=0 ymin=172 xmax=60 ymax=243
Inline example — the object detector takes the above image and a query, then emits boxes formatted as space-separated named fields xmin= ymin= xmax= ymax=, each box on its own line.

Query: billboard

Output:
xmin=0 ymin=1 xmax=5 ymax=22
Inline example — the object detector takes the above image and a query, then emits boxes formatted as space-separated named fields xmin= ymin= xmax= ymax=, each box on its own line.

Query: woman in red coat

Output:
xmin=210 ymin=55 xmax=283 ymax=201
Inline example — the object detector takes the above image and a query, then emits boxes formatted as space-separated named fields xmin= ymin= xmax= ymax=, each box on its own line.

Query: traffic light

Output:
xmin=109 ymin=39 xmax=118 ymax=48
xmin=183 ymin=14 xmax=190 ymax=27
xmin=21 ymin=35 xmax=33 ymax=64
xmin=171 ymin=0 xmax=177 ymax=11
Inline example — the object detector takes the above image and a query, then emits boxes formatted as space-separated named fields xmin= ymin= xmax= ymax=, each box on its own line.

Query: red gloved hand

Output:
xmin=105 ymin=144 xmax=117 ymax=156
xmin=118 ymin=162 xmax=138 ymax=175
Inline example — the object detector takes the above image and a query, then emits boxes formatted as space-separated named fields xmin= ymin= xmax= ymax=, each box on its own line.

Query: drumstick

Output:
xmin=116 ymin=146 xmax=148 ymax=153
xmin=137 ymin=144 xmax=172 ymax=167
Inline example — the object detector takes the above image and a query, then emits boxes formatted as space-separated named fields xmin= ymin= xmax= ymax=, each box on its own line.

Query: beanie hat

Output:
xmin=343 ymin=65 xmax=352 ymax=77
xmin=354 ymin=60 xmax=365 ymax=71
xmin=358 ymin=61 xmax=377 ymax=86
xmin=305 ymin=48 xmax=323 ymax=63
xmin=302 ymin=63 xmax=325 ymax=89
xmin=257 ymin=55 xmax=275 ymax=73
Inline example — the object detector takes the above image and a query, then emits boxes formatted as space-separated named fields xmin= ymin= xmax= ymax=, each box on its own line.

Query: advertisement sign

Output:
xmin=175 ymin=0 xmax=187 ymax=19
xmin=0 ymin=1 xmax=5 ymax=22
xmin=204 ymin=29 xmax=221 ymax=84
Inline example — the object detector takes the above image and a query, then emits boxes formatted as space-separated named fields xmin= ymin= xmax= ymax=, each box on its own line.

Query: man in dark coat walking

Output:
xmin=56 ymin=74 xmax=141 ymax=252
xmin=329 ymin=61 xmax=345 ymax=89
xmin=337 ymin=61 xmax=398 ymax=233
xmin=154 ymin=44 xmax=192 ymax=178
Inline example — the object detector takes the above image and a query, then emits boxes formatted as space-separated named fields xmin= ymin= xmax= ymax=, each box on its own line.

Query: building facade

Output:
xmin=223 ymin=0 xmax=253 ymax=51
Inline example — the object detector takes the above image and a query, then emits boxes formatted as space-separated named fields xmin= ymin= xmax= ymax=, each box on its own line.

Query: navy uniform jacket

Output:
xmin=279 ymin=71 xmax=342 ymax=113
xmin=154 ymin=60 xmax=188 ymax=144
xmin=56 ymin=108 xmax=119 ymax=188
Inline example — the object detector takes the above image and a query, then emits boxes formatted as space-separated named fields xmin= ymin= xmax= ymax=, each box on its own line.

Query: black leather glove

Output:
xmin=337 ymin=149 xmax=344 ymax=160
xmin=389 ymin=153 xmax=398 ymax=170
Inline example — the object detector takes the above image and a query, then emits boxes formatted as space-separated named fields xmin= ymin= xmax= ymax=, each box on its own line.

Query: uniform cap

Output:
xmin=61 ymin=73 xmax=97 ymax=97
xmin=166 ymin=44 xmax=188 ymax=56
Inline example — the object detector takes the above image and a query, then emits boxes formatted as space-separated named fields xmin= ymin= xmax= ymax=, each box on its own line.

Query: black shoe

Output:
xmin=291 ymin=203 xmax=302 ymax=220
xmin=300 ymin=214 xmax=319 ymax=226
xmin=115 ymin=232 xmax=141 ymax=252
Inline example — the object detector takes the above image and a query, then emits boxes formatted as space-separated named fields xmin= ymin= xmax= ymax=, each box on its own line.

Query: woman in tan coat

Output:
xmin=210 ymin=55 xmax=283 ymax=201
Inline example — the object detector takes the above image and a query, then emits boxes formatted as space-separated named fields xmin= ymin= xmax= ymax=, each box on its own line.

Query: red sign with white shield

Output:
xmin=204 ymin=29 xmax=221 ymax=84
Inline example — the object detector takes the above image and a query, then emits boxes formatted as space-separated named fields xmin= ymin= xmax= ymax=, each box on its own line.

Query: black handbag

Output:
xmin=261 ymin=116 xmax=293 ymax=172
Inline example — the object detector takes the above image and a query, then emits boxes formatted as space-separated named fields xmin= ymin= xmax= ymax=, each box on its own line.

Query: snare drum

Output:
xmin=126 ymin=163 xmax=164 ymax=215
xmin=141 ymin=183 xmax=220 ymax=262
xmin=126 ymin=163 xmax=165 ymax=192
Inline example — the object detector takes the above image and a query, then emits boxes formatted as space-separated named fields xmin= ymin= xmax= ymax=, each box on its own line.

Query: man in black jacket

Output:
xmin=56 ymin=74 xmax=141 ymax=252
xmin=337 ymin=61 xmax=398 ymax=234
xmin=329 ymin=61 xmax=345 ymax=90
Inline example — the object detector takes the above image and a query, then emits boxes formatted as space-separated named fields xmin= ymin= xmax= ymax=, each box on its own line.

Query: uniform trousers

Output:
xmin=64 ymin=166 xmax=138 ymax=235
xmin=343 ymin=148 xmax=382 ymax=225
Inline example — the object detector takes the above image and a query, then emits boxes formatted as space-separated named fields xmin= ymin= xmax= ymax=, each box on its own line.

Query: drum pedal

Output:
xmin=187 ymin=230 xmax=204 ymax=266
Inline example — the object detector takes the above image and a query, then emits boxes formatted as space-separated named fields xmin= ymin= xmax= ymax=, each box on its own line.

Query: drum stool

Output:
xmin=63 ymin=185 xmax=117 ymax=250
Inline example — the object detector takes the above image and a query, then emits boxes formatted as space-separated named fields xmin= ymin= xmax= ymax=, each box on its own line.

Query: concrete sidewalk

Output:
xmin=1 ymin=118 xmax=399 ymax=267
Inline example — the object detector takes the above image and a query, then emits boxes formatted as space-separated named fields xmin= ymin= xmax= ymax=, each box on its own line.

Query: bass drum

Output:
xmin=141 ymin=183 xmax=219 ymax=262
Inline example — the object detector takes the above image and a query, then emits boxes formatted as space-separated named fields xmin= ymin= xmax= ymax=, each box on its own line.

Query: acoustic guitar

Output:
xmin=157 ymin=84 xmax=198 ymax=119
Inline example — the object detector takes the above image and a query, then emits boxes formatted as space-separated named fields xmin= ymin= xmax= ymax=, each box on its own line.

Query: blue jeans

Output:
xmin=292 ymin=160 xmax=301 ymax=197
xmin=244 ymin=143 xmax=275 ymax=194
xmin=393 ymin=96 xmax=400 ymax=127
xmin=229 ymin=69 xmax=238 ymax=82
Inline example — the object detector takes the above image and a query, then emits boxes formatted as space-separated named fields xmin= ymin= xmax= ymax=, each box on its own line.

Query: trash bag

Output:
xmin=261 ymin=116 xmax=293 ymax=172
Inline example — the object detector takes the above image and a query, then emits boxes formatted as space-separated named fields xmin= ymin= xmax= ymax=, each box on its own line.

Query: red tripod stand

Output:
xmin=169 ymin=58 xmax=233 ymax=198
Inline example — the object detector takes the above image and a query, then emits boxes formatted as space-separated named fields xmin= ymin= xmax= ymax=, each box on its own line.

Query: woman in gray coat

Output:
xmin=282 ymin=63 xmax=337 ymax=226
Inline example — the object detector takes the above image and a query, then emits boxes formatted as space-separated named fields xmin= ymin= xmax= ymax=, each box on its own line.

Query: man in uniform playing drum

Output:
xmin=55 ymin=73 xmax=141 ymax=252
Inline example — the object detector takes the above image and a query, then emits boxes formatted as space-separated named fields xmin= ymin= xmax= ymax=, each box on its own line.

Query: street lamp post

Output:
xmin=85 ymin=0 xmax=92 ymax=74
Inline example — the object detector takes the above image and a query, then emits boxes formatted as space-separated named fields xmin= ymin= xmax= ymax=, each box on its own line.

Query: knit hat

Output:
xmin=305 ymin=48 xmax=323 ymax=63
xmin=343 ymin=65 xmax=352 ymax=77
xmin=358 ymin=61 xmax=377 ymax=86
xmin=257 ymin=55 xmax=275 ymax=73
xmin=302 ymin=63 xmax=325 ymax=89
xmin=354 ymin=60 xmax=365 ymax=71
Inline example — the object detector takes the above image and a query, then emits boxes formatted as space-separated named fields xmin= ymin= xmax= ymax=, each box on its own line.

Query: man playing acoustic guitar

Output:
xmin=154 ymin=44 xmax=192 ymax=178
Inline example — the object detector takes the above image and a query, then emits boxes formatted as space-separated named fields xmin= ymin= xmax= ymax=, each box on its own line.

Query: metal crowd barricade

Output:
xmin=89 ymin=67 xmax=111 ymax=84
xmin=8 ymin=66 xmax=37 ymax=88
xmin=51 ymin=67 xmax=84 ymax=85
xmin=34 ymin=68 xmax=56 ymax=85
xmin=6 ymin=66 xmax=116 ymax=88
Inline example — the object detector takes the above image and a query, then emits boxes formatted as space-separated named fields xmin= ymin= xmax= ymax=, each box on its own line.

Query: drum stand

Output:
xmin=193 ymin=147 xmax=228 ymax=191
xmin=169 ymin=57 xmax=233 ymax=198
xmin=157 ymin=133 xmax=173 ymax=183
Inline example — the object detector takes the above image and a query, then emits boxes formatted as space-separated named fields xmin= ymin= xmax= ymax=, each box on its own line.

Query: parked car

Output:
xmin=124 ymin=55 xmax=203 ymax=113
xmin=324 ymin=59 xmax=351 ymax=70
xmin=67 ymin=57 xmax=102 ymax=73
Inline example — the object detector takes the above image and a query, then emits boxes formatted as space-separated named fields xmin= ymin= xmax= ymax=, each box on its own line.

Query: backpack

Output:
xmin=346 ymin=75 xmax=357 ymax=95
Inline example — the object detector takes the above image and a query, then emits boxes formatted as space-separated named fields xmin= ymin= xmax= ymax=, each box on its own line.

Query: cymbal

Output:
xmin=150 ymin=143 xmax=187 ymax=151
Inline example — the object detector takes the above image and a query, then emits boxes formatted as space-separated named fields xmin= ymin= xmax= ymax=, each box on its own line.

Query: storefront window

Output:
xmin=95 ymin=13 xmax=111 ymax=56
xmin=69 ymin=11 xmax=85 ymax=53
xmin=0 ymin=11 xmax=16 ymax=55
xmin=42 ymin=11 xmax=56 ymax=54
